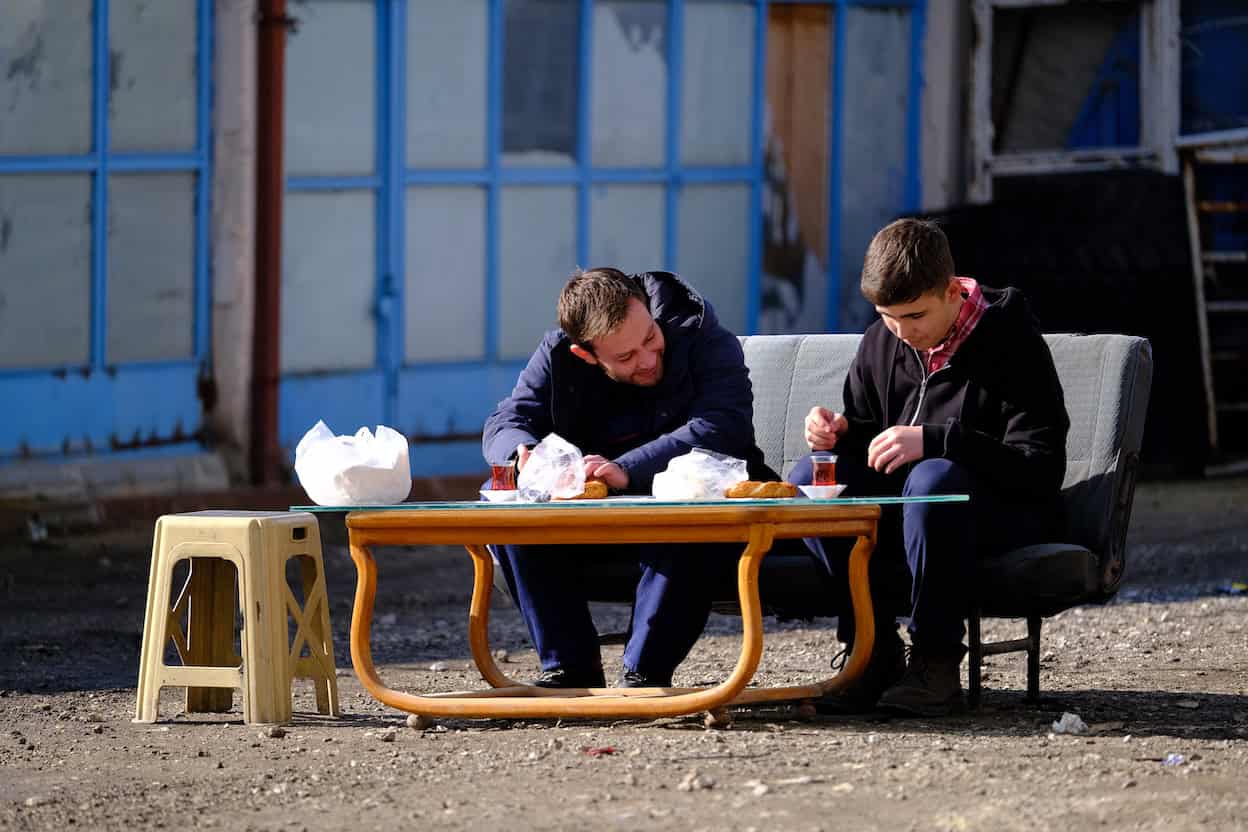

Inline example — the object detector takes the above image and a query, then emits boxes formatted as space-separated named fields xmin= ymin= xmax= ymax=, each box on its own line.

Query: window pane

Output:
xmin=681 ymin=3 xmax=754 ymax=166
xmin=591 ymin=2 xmax=666 ymax=167
xmin=282 ymin=191 xmax=376 ymax=372
xmin=991 ymin=5 xmax=1139 ymax=152
xmin=589 ymin=184 xmax=664 ymax=272
xmin=678 ymin=183 xmax=750 ymax=336
xmin=499 ymin=187 xmax=576 ymax=359
xmin=502 ymin=0 xmax=579 ymax=167
xmin=839 ymin=7 xmax=910 ymax=332
xmin=286 ymin=1 xmax=375 ymax=176
xmin=107 ymin=174 xmax=196 ymax=363
xmin=0 ymin=175 xmax=91 ymax=368
xmin=0 ymin=3 xmax=92 ymax=155
xmin=407 ymin=0 xmax=488 ymax=167
xmin=405 ymin=187 xmax=486 ymax=362
xmin=109 ymin=0 xmax=197 ymax=152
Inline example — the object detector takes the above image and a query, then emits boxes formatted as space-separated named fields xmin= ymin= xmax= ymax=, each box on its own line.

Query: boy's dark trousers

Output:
xmin=787 ymin=455 xmax=1060 ymax=651
xmin=495 ymin=541 xmax=734 ymax=680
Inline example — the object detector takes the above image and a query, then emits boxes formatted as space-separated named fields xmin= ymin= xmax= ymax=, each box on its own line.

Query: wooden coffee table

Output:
xmin=298 ymin=495 xmax=967 ymax=721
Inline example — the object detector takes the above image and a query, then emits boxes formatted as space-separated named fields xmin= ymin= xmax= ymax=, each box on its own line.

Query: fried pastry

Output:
xmin=555 ymin=480 xmax=609 ymax=500
xmin=725 ymin=480 xmax=798 ymax=499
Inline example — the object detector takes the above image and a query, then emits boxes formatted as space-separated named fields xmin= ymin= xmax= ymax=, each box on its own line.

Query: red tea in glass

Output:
xmin=810 ymin=453 xmax=837 ymax=486
xmin=490 ymin=464 xmax=517 ymax=490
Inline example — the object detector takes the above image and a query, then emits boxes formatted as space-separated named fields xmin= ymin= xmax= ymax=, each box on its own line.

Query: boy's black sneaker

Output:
xmin=813 ymin=627 xmax=906 ymax=715
xmin=531 ymin=665 xmax=605 ymax=689
xmin=618 ymin=670 xmax=673 ymax=688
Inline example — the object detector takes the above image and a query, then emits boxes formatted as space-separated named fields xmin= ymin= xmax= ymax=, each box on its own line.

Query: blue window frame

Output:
xmin=281 ymin=0 xmax=924 ymax=475
xmin=0 ymin=0 xmax=213 ymax=461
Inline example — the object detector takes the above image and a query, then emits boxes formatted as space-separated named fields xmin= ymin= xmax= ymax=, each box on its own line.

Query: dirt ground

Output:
xmin=2 ymin=477 xmax=1246 ymax=831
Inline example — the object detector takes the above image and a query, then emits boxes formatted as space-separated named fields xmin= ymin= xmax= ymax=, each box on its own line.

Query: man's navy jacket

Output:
xmin=482 ymin=271 xmax=772 ymax=494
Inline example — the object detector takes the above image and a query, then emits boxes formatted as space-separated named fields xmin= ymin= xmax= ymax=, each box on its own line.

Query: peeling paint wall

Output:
xmin=209 ymin=0 xmax=258 ymax=476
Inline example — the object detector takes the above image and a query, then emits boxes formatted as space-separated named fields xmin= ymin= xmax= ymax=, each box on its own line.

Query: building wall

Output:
xmin=209 ymin=0 xmax=258 ymax=479
xmin=919 ymin=0 xmax=970 ymax=212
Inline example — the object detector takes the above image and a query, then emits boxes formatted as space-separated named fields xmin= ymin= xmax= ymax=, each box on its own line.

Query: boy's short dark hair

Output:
xmin=557 ymin=267 xmax=648 ymax=349
xmin=860 ymin=218 xmax=956 ymax=306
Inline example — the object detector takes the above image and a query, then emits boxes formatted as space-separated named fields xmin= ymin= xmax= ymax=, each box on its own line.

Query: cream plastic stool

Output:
xmin=134 ymin=510 xmax=340 ymax=724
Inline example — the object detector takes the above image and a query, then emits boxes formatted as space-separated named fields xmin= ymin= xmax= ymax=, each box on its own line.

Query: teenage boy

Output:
xmin=790 ymin=218 xmax=1069 ymax=716
xmin=483 ymin=267 xmax=774 ymax=689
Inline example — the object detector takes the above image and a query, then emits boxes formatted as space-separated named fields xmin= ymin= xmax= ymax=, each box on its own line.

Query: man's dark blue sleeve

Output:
xmin=482 ymin=337 xmax=555 ymax=465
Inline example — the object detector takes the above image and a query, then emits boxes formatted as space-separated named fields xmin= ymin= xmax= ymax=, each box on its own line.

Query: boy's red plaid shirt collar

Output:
xmin=925 ymin=277 xmax=987 ymax=373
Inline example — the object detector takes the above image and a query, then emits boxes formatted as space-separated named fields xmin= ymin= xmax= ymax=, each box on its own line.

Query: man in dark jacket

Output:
xmin=789 ymin=218 xmax=1069 ymax=716
xmin=483 ymin=267 xmax=772 ymax=689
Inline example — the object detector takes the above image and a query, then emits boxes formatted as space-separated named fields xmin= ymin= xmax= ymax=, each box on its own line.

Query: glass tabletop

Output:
xmin=291 ymin=494 xmax=970 ymax=512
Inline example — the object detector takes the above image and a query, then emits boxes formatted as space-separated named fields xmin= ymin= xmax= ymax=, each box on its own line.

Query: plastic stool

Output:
xmin=134 ymin=510 xmax=340 ymax=724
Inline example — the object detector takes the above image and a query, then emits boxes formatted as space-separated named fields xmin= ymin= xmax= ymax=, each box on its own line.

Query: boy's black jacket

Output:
xmin=841 ymin=285 xmax=1069 ymax=500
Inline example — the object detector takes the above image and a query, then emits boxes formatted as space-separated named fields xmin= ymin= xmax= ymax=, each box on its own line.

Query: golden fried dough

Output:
xmin=725 ymin=480 xmax=799 ymax=499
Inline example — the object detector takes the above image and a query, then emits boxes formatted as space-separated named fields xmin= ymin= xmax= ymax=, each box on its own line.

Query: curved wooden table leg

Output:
xmin=347 ymin=525 xmax=783 ymax=719
xmin=815 ymin=532 xmax=876 ymax=696
xmin=462 ymin=544 xmax=520 ymax=688
xmin=726 ymin=531 xmax=877 ymax=707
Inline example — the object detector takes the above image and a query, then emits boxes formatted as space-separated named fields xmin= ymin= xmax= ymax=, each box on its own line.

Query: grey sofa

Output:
xmin=739 ymin=332 xmax=1154 ymax=706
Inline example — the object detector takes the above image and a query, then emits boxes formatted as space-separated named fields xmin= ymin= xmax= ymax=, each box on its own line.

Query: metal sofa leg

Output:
xmin=967 ymin=607 xmax=983 ymax=709
xmin=1026 ymin=615 xmax=1042 ymax=703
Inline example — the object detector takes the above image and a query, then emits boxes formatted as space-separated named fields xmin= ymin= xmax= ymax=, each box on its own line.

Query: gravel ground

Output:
xmin=1 ymin=477 xmax=1246 ymax=831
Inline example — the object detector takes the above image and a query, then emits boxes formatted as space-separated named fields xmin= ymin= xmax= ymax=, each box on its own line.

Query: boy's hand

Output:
xmin=867 ymin=426 xmax=924 ymax=474
xmin=583 ymin=455 xmax=629 ymax=490
xmin=515 ymin=444 xmax=532 ymax=471
xmin=805 ymin=407 xmax=849 ymax=450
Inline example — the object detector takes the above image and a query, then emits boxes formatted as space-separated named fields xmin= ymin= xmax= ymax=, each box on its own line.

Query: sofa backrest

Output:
xmin=739 ymin=333 xmax=1152 ymax=590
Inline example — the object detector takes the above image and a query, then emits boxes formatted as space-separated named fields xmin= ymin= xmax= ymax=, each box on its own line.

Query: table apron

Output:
xmin=351 ymin=519 xmax=877 ymax=548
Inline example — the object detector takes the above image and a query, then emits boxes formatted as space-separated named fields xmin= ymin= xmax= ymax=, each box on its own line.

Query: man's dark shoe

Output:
xmin=814 ymin=627 xmax=906 ymax=715
xmin=618 ymin=669 xmax=673 ymax=688
xmin=876 ymin=645 xmax=966 ymax=717
xmin=531 ymin=665 xmax=606 ymax=689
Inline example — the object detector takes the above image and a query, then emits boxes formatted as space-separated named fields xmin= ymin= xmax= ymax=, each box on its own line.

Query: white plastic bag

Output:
xmin=652 ymin=448 xmax=748 ymax=500
xmin=294 ymin=420 xmax=412 ymax=506
xmin=517 ymin=433 xmax=585 ymax=502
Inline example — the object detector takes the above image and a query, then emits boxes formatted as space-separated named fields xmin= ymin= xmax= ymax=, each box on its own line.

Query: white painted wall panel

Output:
xmin=406 ymin=0 xmax=488 ymax=168
xmin=589 ymin=184 xmax=664 ymax=273
xmin=0 ymin=175 xmax=92 ymax=368
xmin=678 ymin=183 xmax=749 ymax=336
xmin=405 ymin=187 xmax=487 ymax=362
xmin=107 ymin=173 xmax=196 ymax=363
xmin=0 ymin=2 xmax=92 ymax=154
xmin=110 ymin=0 xmax=198 ymax=152
xmin=498 ymin=186 xmax=576 ymax=359
xmin=281 ymin=191 xmax=376 ymax=372
xmin=285 ymin=0 xmax=376 ymax=176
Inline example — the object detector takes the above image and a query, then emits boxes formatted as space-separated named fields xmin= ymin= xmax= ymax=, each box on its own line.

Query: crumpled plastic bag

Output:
xmin=294 ymin=420 xmax=412 ymax=506
xmin=652 ymin=448 xmax=748 ymax=500
xmin=1050 ymin=712 xmax=1088 ymax=735
xmin=517 ymin=433 xmax=585 ymax=502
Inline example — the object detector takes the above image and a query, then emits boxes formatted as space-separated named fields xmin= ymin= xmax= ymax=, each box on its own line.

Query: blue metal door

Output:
xmin=279 ymin=0 xmax=924 ymax=476
xmin=0 ymin=0 xmax=213 ymax=461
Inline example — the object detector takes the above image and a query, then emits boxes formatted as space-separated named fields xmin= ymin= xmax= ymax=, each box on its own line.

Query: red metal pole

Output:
xmin=251 ymin=0 xmax=288 ymax=485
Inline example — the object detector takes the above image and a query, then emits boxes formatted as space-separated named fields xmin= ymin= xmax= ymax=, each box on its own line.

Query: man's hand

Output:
xmin=515 ymin=444 xmax=532 ymax=471
xmin=805 ymin=406 xmax=849 ymax=450
xmin=866 ymin=426 xmax=924 ymax=474
xmin=583 ymin=455 xmax=629 ymax=490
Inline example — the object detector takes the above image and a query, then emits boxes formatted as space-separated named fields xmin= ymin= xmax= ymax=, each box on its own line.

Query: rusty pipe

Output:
xmin=251 ymin=0 xmax=290 ymax=485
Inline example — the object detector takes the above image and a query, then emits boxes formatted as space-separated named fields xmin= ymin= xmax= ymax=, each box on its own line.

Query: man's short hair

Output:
xmin=860 ymin=218 xmax=956 ymax=306
xmin=558 ymin=267 xmax=648 ymax=349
